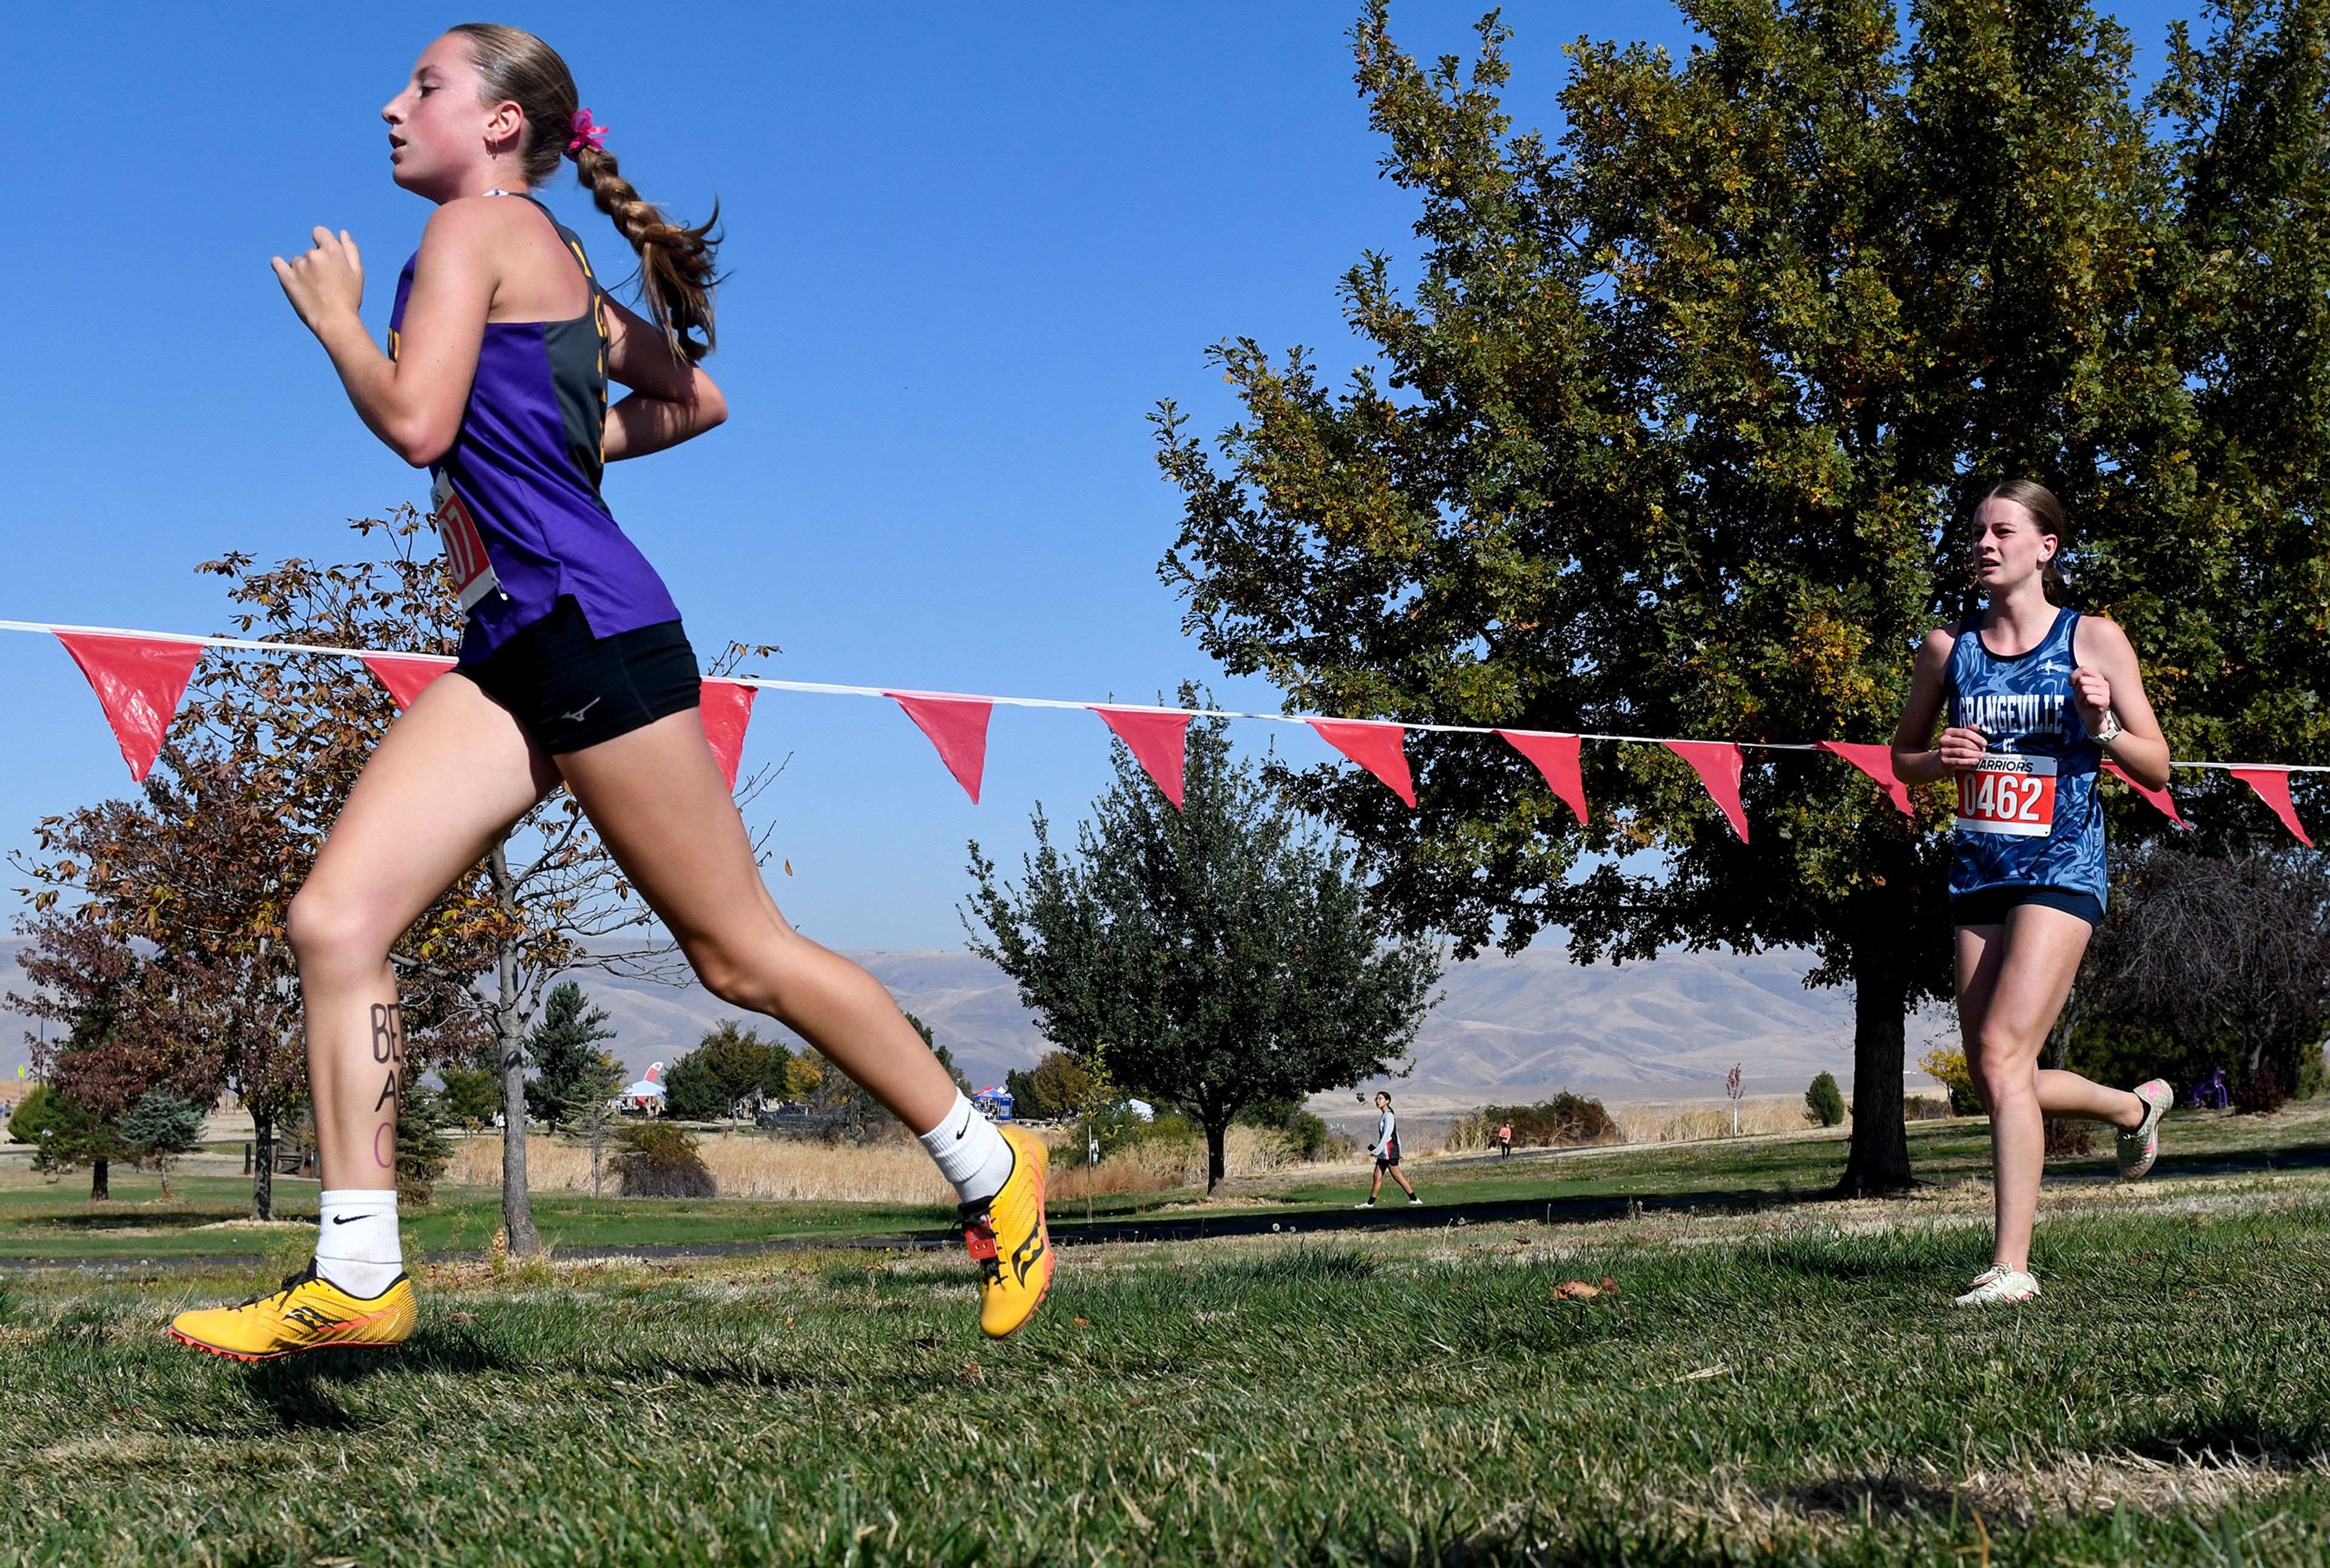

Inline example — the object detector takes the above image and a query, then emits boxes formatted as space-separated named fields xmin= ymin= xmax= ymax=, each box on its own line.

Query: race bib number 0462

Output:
xmin=1955 ymin=752 xmax=2057 ymax=837
xmin=430 ymin=471 xmax=503 ymax=614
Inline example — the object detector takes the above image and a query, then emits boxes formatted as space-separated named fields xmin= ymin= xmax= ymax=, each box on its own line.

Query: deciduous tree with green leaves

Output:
xmin=965 ymin=712 xmax=1442 ymax=1195
xmin=1156 ymin=0 xmax=2330 ymax=1194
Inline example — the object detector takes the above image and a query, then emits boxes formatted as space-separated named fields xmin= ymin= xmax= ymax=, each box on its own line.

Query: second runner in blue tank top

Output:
xmin=1944 ymin=607 xmax=2108 ymax=907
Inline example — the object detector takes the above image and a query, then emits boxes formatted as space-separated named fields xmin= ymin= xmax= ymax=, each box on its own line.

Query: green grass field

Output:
xmin=4 ymin=1103 xmax=2326 ymax=1263
xmin=1 ymin=1130 xmax=2326 ymax=1564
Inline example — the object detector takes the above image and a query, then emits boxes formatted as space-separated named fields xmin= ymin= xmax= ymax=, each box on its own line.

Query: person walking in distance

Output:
xmin=1496 ymin=1120 xmax=1514 ymax=1160
xmin=1357 ymin=1092 xmax=1421 ymax=1207
xmin=1889 ymin=479 xmax=2173 ymax=1308
xmin=168 ymin=26 xmax=1050 ymax=1360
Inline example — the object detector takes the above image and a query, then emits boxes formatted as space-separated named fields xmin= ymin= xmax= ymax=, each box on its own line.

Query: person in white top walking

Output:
xmin=1357 ymin=1091 xmax=1421 ymax=1208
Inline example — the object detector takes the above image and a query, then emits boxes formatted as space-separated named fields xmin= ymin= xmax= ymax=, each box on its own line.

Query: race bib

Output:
xmin=430 ymin=471 xmax=502 ymax=613
xmin=1954 ymin=753 xmax=2057 ymax=837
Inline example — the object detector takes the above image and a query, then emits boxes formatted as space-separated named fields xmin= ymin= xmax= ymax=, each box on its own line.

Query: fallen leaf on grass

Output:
xmin=444 ymin=1311 xmax=476 ymax=1325
xmin=1073 ymin=1317 xmax=1089 ymax=1326
xmin=1554 ymin=1280 xmax=1600 ymax=1299
xmin=958 ymin=1360 xmax=985 ymax=1385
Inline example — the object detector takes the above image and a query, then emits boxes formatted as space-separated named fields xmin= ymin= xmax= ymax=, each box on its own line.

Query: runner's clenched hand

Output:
xmin=2069 ymin=666 xmax=2113 ymax=731
xmin=1936 ymin=726 xmax=1987 ymax=769
xmin=272 ymin=228 xmax=365 ymax=336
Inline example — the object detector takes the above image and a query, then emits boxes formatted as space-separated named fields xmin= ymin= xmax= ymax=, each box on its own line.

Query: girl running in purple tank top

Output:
xmin=1889 ymin=481 xmax=2173 ymax=1308
xmin=169 ymin=26 xmax=1050 ymax=1362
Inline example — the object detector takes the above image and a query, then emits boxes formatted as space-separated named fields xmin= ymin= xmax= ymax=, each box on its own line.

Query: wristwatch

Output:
xmin=2092 ymin=709 xmax=2122 ymax=745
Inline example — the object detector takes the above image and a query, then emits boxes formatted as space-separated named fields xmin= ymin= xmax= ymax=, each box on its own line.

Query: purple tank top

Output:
xmin=387 ymin=195 xmax=680 ymax=662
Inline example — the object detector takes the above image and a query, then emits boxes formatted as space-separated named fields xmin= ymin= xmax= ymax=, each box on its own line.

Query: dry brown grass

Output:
xmin=444 ymin=1132 xmax=957 ymax=1205
xmin=1610 ymin=1092 xmax=1952 ymax=1144
xmin=1045 ymin=1124 xmax=1321 ymax=1200
xmin=444 ymin=1122 xmax=1326 ymax=1205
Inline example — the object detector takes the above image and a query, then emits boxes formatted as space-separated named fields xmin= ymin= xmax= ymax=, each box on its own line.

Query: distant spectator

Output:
xmin=1496 ymin=1121 xmax=1513 ymax=1160
xmin=1356 ymin=1092 xmax=1420 ymax=1208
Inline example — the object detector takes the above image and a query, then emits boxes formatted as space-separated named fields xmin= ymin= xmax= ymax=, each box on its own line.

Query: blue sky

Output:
xmin=0 ymin=1 xmax=2194 ymax=950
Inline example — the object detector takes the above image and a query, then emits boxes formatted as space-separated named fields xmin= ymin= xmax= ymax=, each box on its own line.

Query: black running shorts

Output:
xmin=457 ymin=596 xmax=700 ymax=754
xmin=1948 ymin=884 xmax=2103 ymax=930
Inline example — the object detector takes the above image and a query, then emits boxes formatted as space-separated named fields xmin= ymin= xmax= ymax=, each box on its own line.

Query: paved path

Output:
xmin=5 ymin=1144 xmax=2323 ymax=1274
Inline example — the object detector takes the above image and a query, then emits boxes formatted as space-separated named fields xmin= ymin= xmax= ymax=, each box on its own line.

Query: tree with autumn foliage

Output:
xmin=6 ymin=904 xmax=209 ymax=1200
xmin=1156 ymin=0 xmax=2330 ymax=1194
xmin=16 ymin=512 xmax=707 ymax=1238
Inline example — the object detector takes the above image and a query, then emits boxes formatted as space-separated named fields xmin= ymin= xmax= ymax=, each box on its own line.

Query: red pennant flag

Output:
xmin=1497 ymin=731 xmax=1588 ymax=823
xmin=2102 ymin=760 xmax=2185 ymax=828
xmin=1308 ymin=718 xmax=1416 ymax=808
xmin=360 ymin=652 xmax=458 ymax=712
xmin=699 ymin=680 xmax=758 ymax=791
xmin=2229 ymin=766 xmax=2314 ymax=847
xmin=886 ymin=692 xmax=993 ymax=803
xmin=1664 ymin=740 xmax=1749 ymax=842
xmin=1092 ymin=707 xmax=1192 ymax=809
xmin=55 ymin=632 xmax=203 ymax=783
xmin=1818 ymin=741 xmax=1912 ymax=817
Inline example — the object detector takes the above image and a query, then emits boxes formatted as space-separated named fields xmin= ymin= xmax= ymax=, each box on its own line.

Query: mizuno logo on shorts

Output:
xmin=559 ymin=697 xmax=602 ymax=725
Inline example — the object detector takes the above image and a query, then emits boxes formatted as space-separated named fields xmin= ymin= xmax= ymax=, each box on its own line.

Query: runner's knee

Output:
xmin=286 ymin=880 xmax=395 ymax=976
xmin=685 ymin=933 xmax=809 ymax=1018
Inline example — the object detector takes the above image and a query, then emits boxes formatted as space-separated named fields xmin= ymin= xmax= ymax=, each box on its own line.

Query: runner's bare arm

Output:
xmin=2069 ymin=617 xmax=2172 ymax=789
xmin=1891 ymin=627 xmax=1985 ymax=785
xmin=271 ymin=203 xmax=500 ymax=467
xmin=602 ymin=298 xmax=727 ymax=462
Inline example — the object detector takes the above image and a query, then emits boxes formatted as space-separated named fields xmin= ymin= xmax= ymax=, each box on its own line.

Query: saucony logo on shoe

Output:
xmin=1011 ymin=1231 xmax=1047 ymax=1287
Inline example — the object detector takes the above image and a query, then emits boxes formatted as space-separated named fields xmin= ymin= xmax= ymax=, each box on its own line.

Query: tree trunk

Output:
xmin=89 ymin=1158 xmax=109 ymax=1202
xmin=1837 ymin=953 xmax=1912 ymax=1197
xmin=1204 ymin=1115 xmax=1228 ymax=1198
xmin=491 ymin=843 xmax=542 ymax=1257
xmin=252 ymin=1111 xmax=274 ymax=1221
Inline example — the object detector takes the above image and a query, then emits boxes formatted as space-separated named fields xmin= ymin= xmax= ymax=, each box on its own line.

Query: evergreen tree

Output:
xmin=117 ymin=1089 xmax=207 ymax=1200
xmin=524 ymin=981 xmax=618 ymax=1132
xmin=557 ymin=1049 xmax=629 ymax=1197
xmin=966 ymin=711 xmax=1441 ymax=1195
xmin=396 ymin=1081 xmax=453 ymax=1205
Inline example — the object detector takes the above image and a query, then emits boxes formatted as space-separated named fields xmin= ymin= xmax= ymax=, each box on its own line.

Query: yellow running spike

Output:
xmin=168 ymin=1262 xmax=417 ymax=1362
xmin=961 ymin=1123 xmax=1053 ymax=1339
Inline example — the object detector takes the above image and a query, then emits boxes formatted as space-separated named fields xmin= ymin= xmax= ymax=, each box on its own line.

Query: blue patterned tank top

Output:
xmin=1944 ymin=609 xmax=2107 ymax=906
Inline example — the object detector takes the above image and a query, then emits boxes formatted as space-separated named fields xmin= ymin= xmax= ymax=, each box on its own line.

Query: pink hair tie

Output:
xmin=567 ymin=107 xmax=609 ymax=158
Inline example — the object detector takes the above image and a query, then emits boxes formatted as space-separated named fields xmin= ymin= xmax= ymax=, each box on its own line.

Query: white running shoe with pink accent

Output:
xmin=1954 ymin=1266 xmax=2040 ymax=1306
xmin=2116 ymin=1078 xmax=2172 ymax=1180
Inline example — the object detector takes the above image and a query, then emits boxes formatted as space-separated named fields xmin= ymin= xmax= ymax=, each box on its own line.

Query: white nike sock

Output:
xmin=916 ymin=1090 xmax=1015 ymax=1206
xmin=316 ymin=1189 xmax=404 ymax=1297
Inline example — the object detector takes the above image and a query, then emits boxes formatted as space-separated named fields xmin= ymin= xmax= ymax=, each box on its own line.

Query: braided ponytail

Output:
xmin=448 ymin=23 xmax=720 ymax=364
xmin=570 ymin=146 xmax=720 ymax=363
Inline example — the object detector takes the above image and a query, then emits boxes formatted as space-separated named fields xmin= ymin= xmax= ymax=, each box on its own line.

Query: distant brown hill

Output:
xmin=2 ymin=936 xmax=1921 ymax=1098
